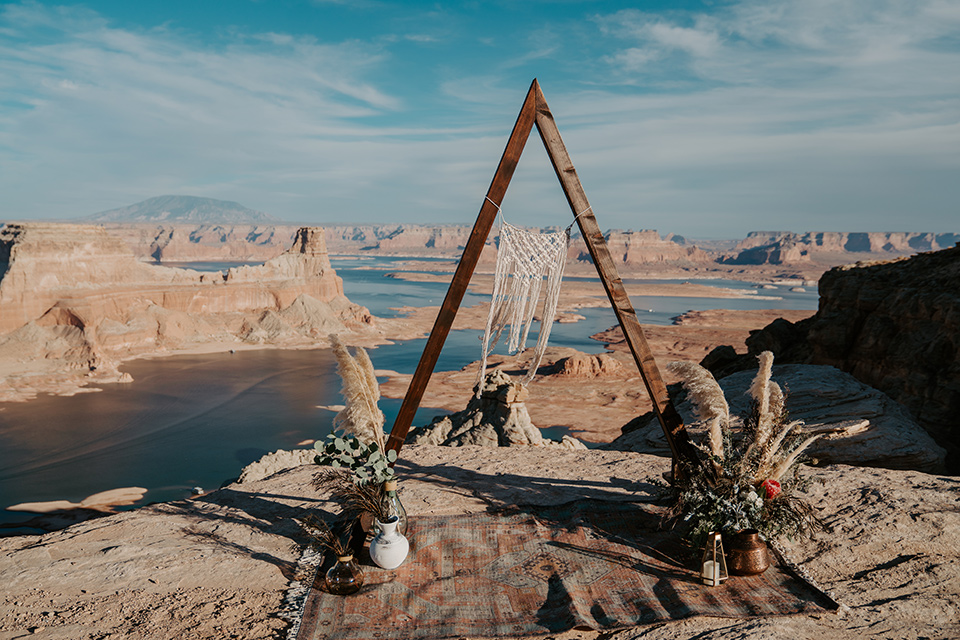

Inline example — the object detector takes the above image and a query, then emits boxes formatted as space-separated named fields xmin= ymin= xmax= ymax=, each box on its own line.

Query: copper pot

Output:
xmin=727 ymin=529 xmax=770 ymax=576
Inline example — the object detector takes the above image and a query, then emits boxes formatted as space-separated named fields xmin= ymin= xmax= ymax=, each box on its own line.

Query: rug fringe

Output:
xmin=280 ymin=546 xmax=324 ymax=640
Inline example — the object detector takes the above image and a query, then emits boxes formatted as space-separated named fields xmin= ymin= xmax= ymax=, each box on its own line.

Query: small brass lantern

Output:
xmin=700 ymin=531 xmax=729 ymax=587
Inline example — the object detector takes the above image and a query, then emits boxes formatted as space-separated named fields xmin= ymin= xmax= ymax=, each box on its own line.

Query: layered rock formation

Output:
xmin=703 ymin=245 xmax=960 ymax=470
xmin=725 ymin=231 xmax=960 ymax=265
xmin=103 ymin=223 xmax=299 ymax=262
xmin=406 ymin=369 xmax=586 ymax=449
xmin=571 ymin=229 xmax=712 ymax=266
xmin=101 ymin=223 xmax=715 ymax=269
xmin=609 ymin=364 xmax=946 ymax=472
xmin=0 ymin=223 xmax=372 ymax=400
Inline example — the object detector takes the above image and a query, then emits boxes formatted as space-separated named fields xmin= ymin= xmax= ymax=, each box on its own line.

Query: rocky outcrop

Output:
xmin=704 ymin=245 xmax=960 ymax=471
xmin=101 ymin=223 xmax=299 ymax=262
xmin=1 ymin=447 xmax=958 ymax=639
xmin=608 ymin=364 xmax=946 ymax=472
xmin=572 ymin=229 xmax=712 ymax=266
xmin=237 ymin=448 xmax=316 ymax=483
xmin=0 ymin=223 xmax=373 ymax=399
xmin=725 ymin=231 xmax=960 ymax=265
xmin=406 ymin=369 xmax=586 ymax=449
xmin=101 ymin=223 xmax=715 ymax=268
xmin=0 ymin=224 xmax=364 ymax=335
xmin=808 ymin=246 xmax=960 ymax=468
xmin=543 ymin=352 xmax=626 ymax=377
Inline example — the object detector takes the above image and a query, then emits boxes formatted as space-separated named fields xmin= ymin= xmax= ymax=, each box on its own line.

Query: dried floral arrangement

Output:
xmin=314 ymin=335 xmax=396 ymax=485
xmin=299 ymin=512 xmax=355 ymax=558
xmin=665 ymin=351 xmax=824 ymax=546
xmin=313 ymin=467 xmax=393 ymax=524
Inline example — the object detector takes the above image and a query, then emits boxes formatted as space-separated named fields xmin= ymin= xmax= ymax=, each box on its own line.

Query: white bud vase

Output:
xmin=369 ymin=516 xmax=409 ymax=570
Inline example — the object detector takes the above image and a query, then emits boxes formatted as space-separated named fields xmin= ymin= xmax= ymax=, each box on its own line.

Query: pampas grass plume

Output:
xmin=667 ymin=361 xmax=728 ymax=460
xmin=769 ymin=434 xmax=821 ymax=481
xmin=330 ymin=334 xmax=386 ymax=451
xmin=749 ymin=351 xmax=775 ymax=448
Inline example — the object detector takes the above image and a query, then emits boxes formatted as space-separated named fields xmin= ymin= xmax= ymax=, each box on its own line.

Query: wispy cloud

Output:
xmin=0 ymin=0 xmax=957 ymax=236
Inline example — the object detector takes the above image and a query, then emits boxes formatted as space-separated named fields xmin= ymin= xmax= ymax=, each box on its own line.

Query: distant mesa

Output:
xmin=84 ymin=195 xmax=281 ymax=224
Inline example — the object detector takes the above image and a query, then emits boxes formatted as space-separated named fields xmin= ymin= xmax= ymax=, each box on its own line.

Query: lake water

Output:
xmin=0 ymin=257 xmax=818 ymax=531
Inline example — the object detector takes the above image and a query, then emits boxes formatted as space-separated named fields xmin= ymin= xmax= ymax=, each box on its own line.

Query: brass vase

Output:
xmin=726 ymin=529 xmax=770 ymax=576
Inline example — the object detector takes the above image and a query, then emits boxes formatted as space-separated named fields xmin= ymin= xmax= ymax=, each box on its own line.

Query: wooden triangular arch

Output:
xmin=385 ymin=79 xmax=700 ymax=475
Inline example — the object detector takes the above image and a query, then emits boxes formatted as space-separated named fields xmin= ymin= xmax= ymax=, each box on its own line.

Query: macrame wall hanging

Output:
xmin=477 ymin=204 xmax=586 ymax=394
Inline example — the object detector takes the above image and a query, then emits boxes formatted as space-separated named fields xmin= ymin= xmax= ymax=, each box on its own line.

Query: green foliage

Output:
xmin=314 ymin=432 xmax=397 ymax=485
xmin=673 ymin=452 xmax=822 ymax=547
xmin=667 ymin=353 xmax=824 ymax=546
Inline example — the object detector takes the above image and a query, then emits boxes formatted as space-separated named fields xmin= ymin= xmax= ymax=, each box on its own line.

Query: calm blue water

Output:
xmin=0 ymin=258 xmax=817 ymax=531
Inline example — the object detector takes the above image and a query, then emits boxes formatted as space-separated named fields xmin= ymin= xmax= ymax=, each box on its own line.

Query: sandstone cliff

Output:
xmin=102 ymin=223 xmax=300 ymax=262
xmin=571 ymin=229 xmax=712 ymax=266
xmin=0 ymin=223 xmax=372 ymax=400
xmin=100 ymin=223 xmax=714 ymax=269
xmin=725 ymin=231 xmax=960 ymax=265
xmin=704 ymin=245 xmax=960 ymax=471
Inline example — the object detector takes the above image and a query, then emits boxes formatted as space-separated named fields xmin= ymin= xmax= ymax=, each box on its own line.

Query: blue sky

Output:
xmin=1 ymin=0 xmax=958 ymax=238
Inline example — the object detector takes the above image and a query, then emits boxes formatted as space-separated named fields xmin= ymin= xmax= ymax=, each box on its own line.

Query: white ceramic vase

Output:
xmin=369 ymin=516 xmax=409 ymax=570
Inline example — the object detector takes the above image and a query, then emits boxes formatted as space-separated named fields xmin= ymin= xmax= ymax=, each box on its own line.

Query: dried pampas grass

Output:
xmin=667 ymin=360 xmax=728 ymax=461
xmin=330 ymin=334 xmax=386 ymax=451
xmin=748 ymin=351 xmax=775 ymax=449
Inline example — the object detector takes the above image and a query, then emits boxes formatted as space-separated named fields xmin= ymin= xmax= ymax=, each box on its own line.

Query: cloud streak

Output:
xmin=0 ymin=0 xmax=957 ymax=237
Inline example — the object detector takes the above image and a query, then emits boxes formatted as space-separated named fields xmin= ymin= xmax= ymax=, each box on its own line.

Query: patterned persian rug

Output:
xmin=289 ymin=501 xmax=838 ymax=640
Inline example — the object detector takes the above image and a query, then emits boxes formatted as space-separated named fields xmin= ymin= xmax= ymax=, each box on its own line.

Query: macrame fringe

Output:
xmin=478 ymin=221 xmax=570 ymax=395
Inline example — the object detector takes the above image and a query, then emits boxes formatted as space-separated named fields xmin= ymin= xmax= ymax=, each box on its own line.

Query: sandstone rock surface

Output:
xmin=0 ymin=223 xmax=373 ymax=401
xmin=707 ymin=245 xmax=960 ymax=471
xmin=725 ymin=231 xmax=960 ymax=265
xmin=0 ymin=445 xmax=957 ymax=640
xmin=609 ymin=364 xmax=946 ymax=472
xmin=406 ymin=369 xmax=587 ymax=449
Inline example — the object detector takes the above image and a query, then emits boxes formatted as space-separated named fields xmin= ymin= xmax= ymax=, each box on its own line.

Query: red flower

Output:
xmin=761 ymin=479 xmax=781 ymax=500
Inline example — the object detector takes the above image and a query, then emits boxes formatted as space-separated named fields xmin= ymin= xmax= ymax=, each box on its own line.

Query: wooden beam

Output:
xmin=531 ymin=81 xmax=700 ymax=475
xmin=385 ymin=79 xmax=539 ymax=453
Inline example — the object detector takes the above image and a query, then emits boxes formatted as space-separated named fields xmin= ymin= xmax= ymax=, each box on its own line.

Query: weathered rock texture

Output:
xmin=810 ymin=247 xmax=960 ymax=465
xmin=706 ymin=245 xmax=960 ymax=471
xmin=576 ymin=229 xmax=711 ymax=266
xmin=608 ymin=364 xmax=946 ymax=473
xmin=237 ymin=448 xmax=317 ymax=484
xmin=725 ymin=231 xmax=959 ymax=265
xmin=104 ymin=223 xmax=715 ymax=269
xmin=110 ymin=223 xmax=298 ymax=262
xmin=406 ymin=369 xmax=587 ymax=450
xmin=0 ymin=223 xmax=372 ymax=400
xmin=1 ymin=446 xmax=958 ymax=639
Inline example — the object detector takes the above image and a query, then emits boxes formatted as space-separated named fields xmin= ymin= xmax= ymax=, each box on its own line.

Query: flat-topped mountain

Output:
xmin=85 ymin=195 xmax=280 ymax=224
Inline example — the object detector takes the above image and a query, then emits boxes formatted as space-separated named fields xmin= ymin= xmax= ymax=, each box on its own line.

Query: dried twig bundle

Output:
xmin=329 ymin=334 xmax=386 ymax=451
xmin=299 ymin=513 xmax=352 ymax=557
xmin=314 ymin=467 xmax=390 ymax=523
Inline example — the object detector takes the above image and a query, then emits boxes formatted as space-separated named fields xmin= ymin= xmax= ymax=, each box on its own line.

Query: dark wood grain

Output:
xmin=387 ymin=80 xmax=699 ymax=477
xmin=385 ymin=80 xmax=539 ymax=453
xmin=531 ymin=82 xmax=699 ymax=474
